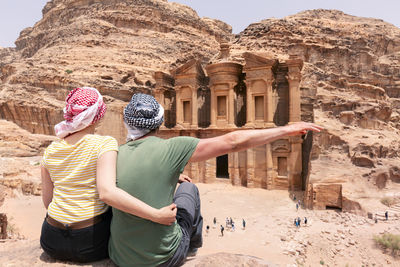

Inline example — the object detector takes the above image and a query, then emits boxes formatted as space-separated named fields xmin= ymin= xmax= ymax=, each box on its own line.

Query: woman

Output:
xmin=40 ymin=87 xmax=177 ymax=263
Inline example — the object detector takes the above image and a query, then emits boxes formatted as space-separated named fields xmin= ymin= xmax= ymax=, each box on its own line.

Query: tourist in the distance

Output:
xmin=108 ymin=93 xmax=323 ymax=267
xmin=40 ymin=87 xmax=176 ymax=263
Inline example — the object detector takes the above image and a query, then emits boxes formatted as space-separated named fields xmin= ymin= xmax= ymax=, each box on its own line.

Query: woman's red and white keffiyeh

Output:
xmin=54 ymin=87 xmax=106 ymax=138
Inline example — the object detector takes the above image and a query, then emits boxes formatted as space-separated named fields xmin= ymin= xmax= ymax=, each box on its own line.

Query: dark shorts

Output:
xmin=40 ymin=209 xmax=112 ymax=263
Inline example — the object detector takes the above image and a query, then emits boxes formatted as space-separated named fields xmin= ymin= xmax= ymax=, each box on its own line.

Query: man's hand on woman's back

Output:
xmin=154 ymin=203 xmax=177 ymax=225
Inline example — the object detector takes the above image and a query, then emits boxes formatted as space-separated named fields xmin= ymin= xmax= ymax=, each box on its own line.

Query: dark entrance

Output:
xmin=216 ymin=154 xmax=229 ymax=178
xmin=325 ymin=206 xmax=342 ymax=211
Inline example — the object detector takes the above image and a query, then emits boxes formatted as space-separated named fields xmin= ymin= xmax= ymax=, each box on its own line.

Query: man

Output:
xmin=109 ymin=93 xmax=323 ymax=267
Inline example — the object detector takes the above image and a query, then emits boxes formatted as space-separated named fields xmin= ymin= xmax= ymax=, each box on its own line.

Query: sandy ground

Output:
xmin=1 ymin=182 xmax=400 ymax=267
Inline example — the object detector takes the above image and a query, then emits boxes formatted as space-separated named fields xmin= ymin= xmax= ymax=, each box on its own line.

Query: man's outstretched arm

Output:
xmin=189 ymin=122 xmax=323 ymax=163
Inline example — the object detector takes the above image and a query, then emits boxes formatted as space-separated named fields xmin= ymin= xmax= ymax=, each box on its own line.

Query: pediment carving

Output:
xmin=173 ymin=59 xmax=204 ymax=77
xmin=272 ymin=139 xmax=291 ymax=152
xmin=243 ymin=52 xmax=278 ymax=69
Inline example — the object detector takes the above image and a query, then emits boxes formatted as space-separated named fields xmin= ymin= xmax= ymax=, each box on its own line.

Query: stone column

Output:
xmin=154 ymin=89 xmax=161 ymax=104
xmin=304 ymin=183 xmax=314 ymax=209
xmin=198 ymin=160 xmax=205 ymax=183
xmin=265 ymin=69 xmax=275 ymax=127
xmin=228 ymin=153 xmax=234 ymax=185
xmin=154 ymin=88 xmax=166 ymax=128
xmin=245 ymin=80 xmax=254 ymax=127
xmin=230 ymin=152 xmax=240 ymax=186
xmin=288 ymin=73 xmax=301 ymax=123
xmin=288 ymin=136 xmax=303 ymax=190
xmin=205 ymin=158 xmax=216 ymax=183
xmin=266 ymin=143 xmax=274 ymax=189
xmin=175 ymin=88 xmax=183 ymax=126
xmin=286 ymin=56 xmax=303 ymax=124
xmin=228 ymin=84 xmax=235 ymax=127
xmin=191 ymin=88 xmax=198 ymax=128
xmin=209 ymin=87 xmax=217 ymax=128
xmin=246 ymin=148 xmax=255 ymax=188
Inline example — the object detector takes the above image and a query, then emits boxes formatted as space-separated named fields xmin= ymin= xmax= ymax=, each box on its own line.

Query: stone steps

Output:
xmin=372 ymin=202 xmax=400 ymax=221
xmin=390 ymin=206 xmax=400 ymax=212
xmin=374 ymin=212 xmax=399 ymax=221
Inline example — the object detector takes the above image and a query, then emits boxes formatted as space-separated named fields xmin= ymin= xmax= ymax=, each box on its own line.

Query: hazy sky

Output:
xmin=1 ymin=0 xmax=399 ymax=48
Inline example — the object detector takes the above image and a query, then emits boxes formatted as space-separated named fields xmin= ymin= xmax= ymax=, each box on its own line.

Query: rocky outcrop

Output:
xmin=17 ymin=0 xmax=230 ymax=59
xmin=0 ymin=120 xmax=54 ymax=197
xmin=0 ymin=120 xmax=56 ymax=157
xmin=0 ymin=0 xmax=232 ymax=136
xmin=229 ymin=9 xmax=400 ymax=212
xmin=390 ymin=166 xmax=400 ymax=183
xmin=0 ymin=47 xmax=19 ymax=68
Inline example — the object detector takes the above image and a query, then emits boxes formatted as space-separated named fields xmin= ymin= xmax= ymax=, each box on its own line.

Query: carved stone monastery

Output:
xmin=155 ymin=44 xmax=308 ymax=191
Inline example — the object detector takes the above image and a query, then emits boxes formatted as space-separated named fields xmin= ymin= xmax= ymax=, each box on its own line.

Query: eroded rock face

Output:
xmin=230 ymin=9 xmax=400 ymax=211
xmin=0 ymin=0 xmax=232 ymax=135
xmin=0 ymin=120 xmax=54 ymax=196
xmin=0 ymin=120 xmax=56 ymax=157
xmin=374 ymin=171 xmax=389 ymax=189
xmin=389 ymin=166 xmax=400 ymax=183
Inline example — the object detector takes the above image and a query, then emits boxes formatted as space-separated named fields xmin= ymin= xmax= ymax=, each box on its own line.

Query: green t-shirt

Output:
xmin=109 ymin=136 xmax=199 ymax=267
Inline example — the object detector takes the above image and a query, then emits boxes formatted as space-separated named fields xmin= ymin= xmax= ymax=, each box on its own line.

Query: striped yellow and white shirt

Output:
xmin=41 ymin=134 xmax=118 ymax=224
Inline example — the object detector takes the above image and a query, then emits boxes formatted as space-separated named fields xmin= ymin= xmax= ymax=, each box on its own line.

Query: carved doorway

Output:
xmin=216 ymin=154 xmax=229 ymax=178
xmin=197 ymin=87 xmax=211 ymax=128
xmin=163 ymin=90 xmax=176 ymax=128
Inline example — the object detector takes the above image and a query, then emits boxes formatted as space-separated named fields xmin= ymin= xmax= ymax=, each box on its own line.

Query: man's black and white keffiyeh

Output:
xmin=123 ymin=93 xmax=164 ymax=141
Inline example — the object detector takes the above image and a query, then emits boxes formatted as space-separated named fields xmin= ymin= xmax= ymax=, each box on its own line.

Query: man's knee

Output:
xmin=174 ymin=182 xmax=201 ymax=212
xmin=176 ymin=182 xmax=199 ymax=197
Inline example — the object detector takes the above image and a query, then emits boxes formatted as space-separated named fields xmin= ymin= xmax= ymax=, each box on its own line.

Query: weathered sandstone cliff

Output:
xmin=0 ymin=120 xmax=55 ymax=199
xmin=0 ymin=0 xmax=231 ymax=137
xmin=0 ymin=2 xmax=399 ymax=215
xmin=229 ymin=9 xmax=400 ymax=213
